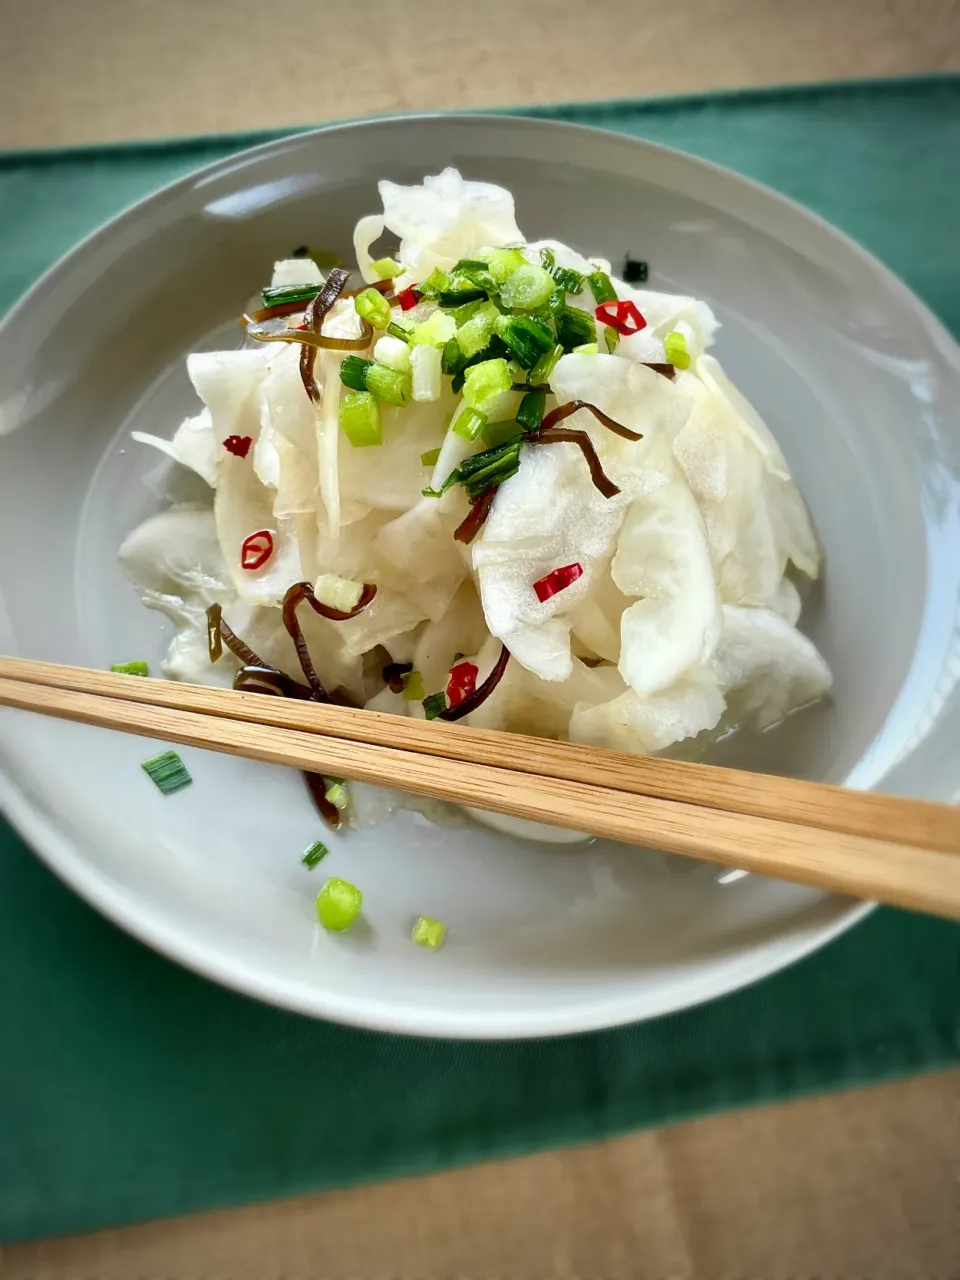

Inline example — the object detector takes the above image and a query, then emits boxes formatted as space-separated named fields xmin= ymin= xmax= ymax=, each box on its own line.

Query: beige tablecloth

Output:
xmin=1 ymin=1 xmax=958 ymax=1275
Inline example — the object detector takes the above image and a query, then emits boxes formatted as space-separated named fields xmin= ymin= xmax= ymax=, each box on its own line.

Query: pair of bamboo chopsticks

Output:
xmin=0 ymin=654 xmax=958 ymax=921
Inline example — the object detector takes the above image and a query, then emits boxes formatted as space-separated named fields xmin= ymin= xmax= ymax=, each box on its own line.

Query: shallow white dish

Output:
xmin=1 ymin=115 xmax=958 ymax=1039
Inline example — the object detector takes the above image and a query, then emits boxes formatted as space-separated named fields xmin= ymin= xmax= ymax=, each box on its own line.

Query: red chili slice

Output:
xmin=533 ymin=562 xmax=583 ymax=603
xmin=396 ymin=286 xmax=420 ymax=312
xmin=240 ymin=529 xmax=274 ymax=571
xmin=223 ymin=434 xmax=252 ymax=459
xmin=595 ymin=299 xmax=646 ymax=335
xmin=446 ymin=661 xmax=478 ymax=708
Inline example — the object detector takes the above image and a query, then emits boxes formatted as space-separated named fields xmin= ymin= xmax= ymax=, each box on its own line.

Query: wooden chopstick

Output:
xmin=0 ymin=657 xmax=958 ymax=920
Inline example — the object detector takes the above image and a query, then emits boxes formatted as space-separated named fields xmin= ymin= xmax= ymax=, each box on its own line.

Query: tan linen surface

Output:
xmin=2 ymin=0 xmax=959 ymax=1275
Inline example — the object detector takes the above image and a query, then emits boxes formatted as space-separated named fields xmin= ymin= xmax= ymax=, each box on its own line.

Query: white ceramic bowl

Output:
xmin=1 ymin=116 xmax=959 ymax=1039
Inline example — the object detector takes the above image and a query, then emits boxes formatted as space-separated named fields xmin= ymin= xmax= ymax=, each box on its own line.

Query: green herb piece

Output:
xmin=483 ymin=419 xmax=523 ymax=448
xmin=441 ymin=337 xmax=462 ymax=375
xmin=488 ymin=247 xmax=527 ymax=284
xmin=516 ymin=387 xmax=546 ymax=432
xmin=110 ymin=661 xmax=149 ymax=677
xmin=260 ymin=283 xmax=321 ymax=308
xmin=316 ymin=877 xmax=363 ymax=931
xmin=365 ymin=362 xmax=412 ymax=406
xmin=587 ymin=270 xmax=617 ymax=305
xmin=499 ymin=264 xmax=556 ymax=311
xmin=422 ymin=692 xmax=447 ymax=720
xmin=527 ymin=342 xmax=564 ymax=386
xmin=325 ymin=781 xmax=349 ymax=810
xmin=386 ymin=320 xmax=413 ymax=343
xmin=411 ymin=915 xmax=447 ymax=949
xmin=450 ymin=297 xmax=486 ymax=327
xmin=603 ymin=327 xmax=620 ymax=354
xmin=573 ymin=342 xmax=598 ymax=355
xmin=664 ymin=329 xmax=691 ymax=370
xmin=452 ymin=259 xmax=497 ymax=293
xmin=622 ymin=255 xmax=648 ymax=283
xmin=402 ymin=670 xmax=426 ymax=701
xmin=373 ymin=334 xmax=411 ymax=372
xmin=497 ymin=314 xmax=554 ymax=369
xmin=455 ymin=438 xmax=523 ymax=497
xmin=556 ymin=306 xmax=596 ymax=351
xmin=452 ymin=405 xmax=487 ymax=442
xmin=420 ymin=447 xmax=442 ymax=466
xmin=462 ymin=358 xmax=512 ymax=412
xmin=301 ymin=841 xmax=329 ymax=869
xmin=371 ymin=257 xmax=403 ymax=280
xmin=449 ymin=335 xmax=511 ymax=393
xmin=339 ymin=390 xmax=382 ymax=446
xmin=551 ymin=265 xmax=585 ymax=295
xmin=141 ymin=750 xmax=192 ymax=795
xmin=339 ymin=355 xmax=372 ymax=392
xmin=412 ymin=310 xmax=456 ymax=347
xmin=417 ymin=267 xmax=452 ymax=298
xmin=354 ymin=287 xmax=392 ymax=330
xmin=437 ymin=287 xmax=487 ymax=308
xmin=539 ymin=247 xmax=556 ymax=271
xmin=457 ymin=301 xmax=500 ymax=359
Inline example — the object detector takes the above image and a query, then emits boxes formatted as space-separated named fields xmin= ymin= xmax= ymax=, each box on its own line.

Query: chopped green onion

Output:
xmin=339 ymin=355 xmax=372 ymax=392
xmin=497 ymin=314 xmax=554 ymax=369
xmin=488 ymin=247 xmax=527 ymax=284
xmin=528 ymin=342 xmax=564 ymax=386
xmin=411 ymin=344 xmax=442 ymax=401
xmin=365 ymin=362 xmax=412 ymax=406
xmin=539 ymin=247 xmax=556 ymax=271
xmin=339 ymin=390 xmax=382 ymax=446
xmin=354 ymin=287 xmax=392 ymax=330
xmin=456 ymin=438 xmax=522 ymax=497
xmin=664 ymin=329 xmax=691 ymax=370
xmin=551 ymin=266 xmax=585 ymax=295
xmin=516 ymin=387 xmax=546 ymax=432
xmin=587 ymin=270 xmax=617 ymax=305
xmin=603 ymin=327 xmax=620 ymax=354
xmin=452 ymin=259 xmax=497 ymax=293
xmin=422 ymin=692 xmax=447 ymax=720
xmin=417 ymin=267 xmax=452 ymax=298
xmin=412 ymin=310 xmax=456 ymax=347
xmin=449 ymin=335 xmax=511 ymax=393
xmin=437 ymin=287 xmax=486 ymax=309
xmin=483 ymin=419 xmax=523 ymax=448
xmin=449 ymin=297 xmax=486 ymax=327
xmin=457 ymin=301 xmax=500 ymax=359
xmin=325 ymin=781 xmax=349 ymax=810
xmin=301 ymin=841 xmax=329 ymax=869
xmin=141 ymin=750 xmax=192 ymax=795
xmin=420 ymin=447 xmax=441 ymax=466
xmin=441 ymin=337 xmax=462 ymax=376
xmin=462 ymin=358 xmax=512 ymax=413
xmin=371 ymin=257 xmax=403 ymax=280
xmin=260 ymin=282 xmax=320 ymax=308
xmin=622 ymin=255 xmax=648 ymax=283
xmin=574 ymin=342 xmax=599 ymax=355
xmin=402 ymin=670 xmax=426 ymax=701
xmin=411 ymin=915 xmax=447 ymax=950
xmin=452 ymin=405 xmax=487 ymax=441
xmin=386 ymin=321 xmax=412 ymax=343
xmin=556 ymin=306 xmax=596 ymax=351
xmin=314 ymin=573 xmax=364 ymax=613
xmin=110 ymin=661 xmax=149 ymax=677
xmin=373 ymin=334 xmax=412 ymax=372
xmin=316 ymin=877 xmax=363 ymax=931
xmin=499 ymin=264 xmax=556 ymax=311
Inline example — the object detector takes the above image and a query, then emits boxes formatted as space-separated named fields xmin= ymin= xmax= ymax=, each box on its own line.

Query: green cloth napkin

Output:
xmin=1 ymin=75 xmax=958 ymax=1242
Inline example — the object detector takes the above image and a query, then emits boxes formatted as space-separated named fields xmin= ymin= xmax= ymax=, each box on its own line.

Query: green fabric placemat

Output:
xmin=1 ymin=76 xmax=958 ymax=1242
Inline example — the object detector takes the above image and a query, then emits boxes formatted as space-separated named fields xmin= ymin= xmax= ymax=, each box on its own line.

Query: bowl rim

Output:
xmin=10 ymin=108 xmax=954 ymax=1038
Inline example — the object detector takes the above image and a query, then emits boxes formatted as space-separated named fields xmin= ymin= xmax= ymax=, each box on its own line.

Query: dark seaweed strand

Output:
xmin=207 ymin=603 xmax=272 ymax=669
xmin=539 ymin=399 xmax=642 ymax=442
xmin=281 ymin=583 xmax=332 ymax=699
xmin=383 ymin=661 xmax=414 ymax=693
xmin=299 ymin=266 xmax=352 ymax=402
xmin=453 ymin=484 xmax=500 ymax=545
xmin=438 ymin=644 xmax=511 ymax=722
xmin=303 ymin=771 xmax=344 ymax=830
xmin=233 ymin=665 xmax=315 ymax=700
xmin=527 ymin=428 xmax=620 ymax=499
xmin=645 ymin=362 xmax=676 ymax=381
